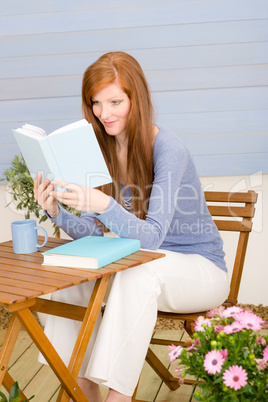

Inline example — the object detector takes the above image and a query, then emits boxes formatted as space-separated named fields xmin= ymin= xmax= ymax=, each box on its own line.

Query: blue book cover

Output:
xmin=12 ymin=119 xmax=112 ymax=189
xmin=42 ymin=236 xmax=141 ymax=269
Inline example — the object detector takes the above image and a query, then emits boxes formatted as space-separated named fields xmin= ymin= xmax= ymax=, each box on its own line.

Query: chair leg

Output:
xmin=184 ymin=319 xmax=195 ymax=337
xmin=145 ymin=347 xmax=180 ymax=391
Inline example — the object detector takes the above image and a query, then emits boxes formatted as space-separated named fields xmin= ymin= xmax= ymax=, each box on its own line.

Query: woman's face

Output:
xmin=91 ymin=81 xmax=131 ymax=142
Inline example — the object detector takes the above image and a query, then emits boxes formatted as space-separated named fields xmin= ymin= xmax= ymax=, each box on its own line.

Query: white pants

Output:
xmin=39 ymin=250 xmax=229 ymax=396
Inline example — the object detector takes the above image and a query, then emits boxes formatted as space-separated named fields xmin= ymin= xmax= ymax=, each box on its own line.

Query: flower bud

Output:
xmin=211 ymin=340 xmax=217 ymax=348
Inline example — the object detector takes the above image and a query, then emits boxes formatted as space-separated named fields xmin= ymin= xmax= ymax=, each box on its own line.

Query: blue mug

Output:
xmin=11 ymin=219 xmax=48 ymax=254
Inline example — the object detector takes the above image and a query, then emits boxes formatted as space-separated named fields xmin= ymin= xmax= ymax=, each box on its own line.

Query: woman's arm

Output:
xmin=47 ymin=205 xmax=103 ymax=239
xmin=49 ymin=134 xmax=189 ymax=248
xmin=34 ymin=173 xmax=103 ymax=239
xmin=97 ymin=138 xmax=189 ymax=249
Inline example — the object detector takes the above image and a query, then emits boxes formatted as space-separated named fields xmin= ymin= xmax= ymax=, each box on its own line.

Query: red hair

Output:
xmin=82 ymin=52 xmax=154 ymax=219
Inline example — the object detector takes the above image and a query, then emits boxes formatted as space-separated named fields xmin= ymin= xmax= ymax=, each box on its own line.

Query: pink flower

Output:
xmin=214 ymin=325 xmax=224 ymax=333
xmin=263 ymin=345 xmax=268 ymax=362
xmin=254 ymin=358 xmax=268 ymax=371
xmin=220 ymin=349 xmax=228 ymax=360
xmin=223 ymin=365 xmax=248 ymax=390
xmin=256 ymin=335 xmax=267 ymax=346
xmin=222 ymin=306 xmax=243 ymax=318
xmin=194 ymin=316 xmax=212 ymax=332
xmin=193 ymin=338 xmax=201 ymax=348
xmin=203 ymin=350 xmax=225 ymax=374
xmin=168 ymin=344 xmax=183 ymax=363
xmin=175 ymin=367 xmax=185 ymax=384
xmin=223 ymin=321 xmax=243 ymax=334
xmin=187 ymin=338 xmax=201 ymax=352
xmin=237 ymin=310 xmax=264 ymax=331
xmin=207 ymin=305 xmax=225 ymax=318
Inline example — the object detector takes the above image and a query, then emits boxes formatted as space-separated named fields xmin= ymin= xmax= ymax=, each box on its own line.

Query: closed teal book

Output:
xmin=12 ymin=119 xmax=112 ymax=189
xmin=42 ymin=236 xmax=141 ymax=269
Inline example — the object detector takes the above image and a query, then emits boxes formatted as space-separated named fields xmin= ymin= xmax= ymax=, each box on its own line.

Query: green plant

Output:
xmin=1 ymin=155 xmax=42 ymax=220
xmin=169 ymin=306 xmax=268 ymax=401
xmin=1 ymin=154 xmax=80 ymax=235
xmin=0 ymin=381 xmax=34 ymax=402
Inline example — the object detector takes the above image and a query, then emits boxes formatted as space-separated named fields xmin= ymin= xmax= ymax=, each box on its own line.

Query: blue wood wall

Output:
xmin=1 ymin=0 xmax=268 ymax=179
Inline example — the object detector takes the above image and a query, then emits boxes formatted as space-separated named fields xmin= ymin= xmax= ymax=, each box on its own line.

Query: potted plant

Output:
xmin=169 ymin=306 xmax=268 ymax=401
xmin=1 ymin=155 xmax=80 ymax=236
xmin=0 ymin=381 xmax=34 ymax=402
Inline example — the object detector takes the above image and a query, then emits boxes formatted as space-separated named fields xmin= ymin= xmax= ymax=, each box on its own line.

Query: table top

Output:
xmin=0 ymin=237 xmax=165 ymax=305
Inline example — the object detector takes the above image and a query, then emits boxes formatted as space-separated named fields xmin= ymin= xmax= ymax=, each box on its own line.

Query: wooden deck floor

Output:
xmin=0 ymin=327 xmax=196 ymax=402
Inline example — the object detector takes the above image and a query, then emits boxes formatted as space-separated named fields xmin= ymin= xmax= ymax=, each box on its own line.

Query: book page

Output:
xmin=49 ymin=119 xmax=88 ymax=136
xmin=21 ymin=124 xmax=47 ymax=137
xmin=15 ymin=127 xmax=45 ymax=140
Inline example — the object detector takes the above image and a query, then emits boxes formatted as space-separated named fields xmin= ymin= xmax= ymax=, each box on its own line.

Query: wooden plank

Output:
xmin=207 ymin=205 xmax=255 ymax=218
xmin=152 ymin=87 xmax=268 ymax=115
xmin=7 ymin=331 xmax=34 ymax=368
xmin=2 ymin=86 xmax=268 ymax=124
xmin=3 ymin=64 xmax=268 ymax=100
xmin=3 ymin=86 xmax=268 ymax=121
xmin=2 ymin=130 xmax=268 ymax=170
xmin=2 ymin=131 xmax=268 ymax=170
xmin=0 ymin=284 xmax=41 ymax=298
xmin=2 ymin=149 xmax=268 ymax=179
xmin=1 ymin=1 xmax=268 ymax=36
xmin=0 ymin=276 xmax=54 ymax=293
xmin=22 ymin=364 xmax=60 ymax=402
xmin=155 ymin=330 xmax=196 ymax=402
xmin=194 ymin=153 xmax=268 ymax=176
xmin=0 ymin=266 xmax=85 ymax=289
xmin=136 ymin=329 xmax=185 ymax=401
xmin=214 ymin=220 xmax=252 ymax=232
xmin=205 ymin=191 xmax=258 ymax=203
xmin=0 ymin=291 xmax=25 ymax=304
xmin=2 ymin=109 xmax=268 ymax=142
xmin=181 ymin=132 xmax=268 ymax=156
xmin=1 ymin=42 xmax=268 ymax=80
xmin=8 ymin=344 xmax=43 ymax=392
xmin=157 ymin=109 xmax=268 ymax=136
xmin=1 ymin=19 xmax=268 ymax=58
xmin=0 ymin=0 xmax=178 ymax=15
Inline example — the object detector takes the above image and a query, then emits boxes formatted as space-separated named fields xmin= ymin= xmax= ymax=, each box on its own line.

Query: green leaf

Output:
xmin=0 ymin=391 xmax=8 ymax=402
xmin=23 ymin=396 xmax=35 ymax=402
xmin=9 ymin=382 xmax=19 ymax=401
xmin=10 ymin=397 xmax=22 ymax=402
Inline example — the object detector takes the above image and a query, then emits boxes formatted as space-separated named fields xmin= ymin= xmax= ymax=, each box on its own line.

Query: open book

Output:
xmin=12 ymin=119 xmax=112 ymax=188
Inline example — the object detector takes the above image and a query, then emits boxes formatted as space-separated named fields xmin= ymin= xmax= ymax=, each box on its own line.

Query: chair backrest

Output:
xmin=204 ymin=190 xmax=258 ymax=306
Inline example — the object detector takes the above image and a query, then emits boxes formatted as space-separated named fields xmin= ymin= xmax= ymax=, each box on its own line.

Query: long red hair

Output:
xmin=82 ymin=52 xmax=154 ymax=219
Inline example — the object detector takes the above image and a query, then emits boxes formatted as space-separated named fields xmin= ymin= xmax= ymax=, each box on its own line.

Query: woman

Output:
xmin=34 ymin=51 xmax=229 ymax=401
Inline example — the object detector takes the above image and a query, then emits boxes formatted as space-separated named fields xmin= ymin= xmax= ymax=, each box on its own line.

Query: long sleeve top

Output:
xmin=49 ymin=127 xmax=227 ymax=272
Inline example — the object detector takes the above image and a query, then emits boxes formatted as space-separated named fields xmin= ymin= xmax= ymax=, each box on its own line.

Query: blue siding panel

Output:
xmin=1 ymin=1 xmax=268 ymax=36
xmin=2 ymin=43 xmax=268 ymax=80
xmin=2 ymin=20 xmax=268 ymax=58
xmin=1 ymin=0 xmax=268 ymax=178
xmin=2 ymin=65 xmax=268 ymax=100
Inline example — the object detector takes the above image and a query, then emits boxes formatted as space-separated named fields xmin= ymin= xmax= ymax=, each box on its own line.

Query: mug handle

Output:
xmin=35 ymin=226 xmax=48 ymax=248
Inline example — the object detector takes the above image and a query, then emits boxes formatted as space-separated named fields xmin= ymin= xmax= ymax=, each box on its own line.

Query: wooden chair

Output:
xmin=133 ymin=190 xmax=258 ymax=400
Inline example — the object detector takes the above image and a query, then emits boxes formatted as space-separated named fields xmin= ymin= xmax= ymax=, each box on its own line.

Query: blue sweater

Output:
xmin=50 ymin=128 xmax=227 ymax=272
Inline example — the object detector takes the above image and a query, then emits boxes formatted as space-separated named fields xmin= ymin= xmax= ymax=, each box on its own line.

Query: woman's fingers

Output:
xmin=51 ymin=181 xmax=88 ymax=211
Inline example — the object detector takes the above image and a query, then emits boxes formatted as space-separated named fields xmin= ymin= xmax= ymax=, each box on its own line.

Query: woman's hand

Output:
xmin=34 ymin=173 xmax=60 ymax=218
xmin=50 ymin=180 xmax=110 ymax=214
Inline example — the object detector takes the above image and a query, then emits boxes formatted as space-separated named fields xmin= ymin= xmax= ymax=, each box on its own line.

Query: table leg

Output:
xmin=2 ymin=371 xmax=27 ymax=400
xmin=57 ymin=275 xmax=110 ymax=402
xmin=0 ymin=314 xmax=22 ymax=386
xmin=16 ymin=308 xmax=88 ymax=402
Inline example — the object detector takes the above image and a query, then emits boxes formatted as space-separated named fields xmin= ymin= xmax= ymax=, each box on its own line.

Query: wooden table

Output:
xmin=0 ymin=237 xmax=165 ymax=402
